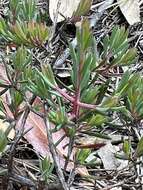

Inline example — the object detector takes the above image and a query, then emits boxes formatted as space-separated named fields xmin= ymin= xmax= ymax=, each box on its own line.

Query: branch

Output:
xmin=43 ymin=104 xmax=69 ymax=190
xmin=56 ymin=87 xmax=96 ymax=110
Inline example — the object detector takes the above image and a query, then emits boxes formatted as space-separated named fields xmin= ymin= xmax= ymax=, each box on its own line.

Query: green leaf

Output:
xmin=0 ymin=19 xmax=49 ymax=47
xmin=73 ymin=0 xmax=92 ymax=17
xmin=102 ymin=36 xmax=110 ymax=56
xmin=110 ymin=26 xmax=128 ymax=53
xmin=69 ymin=43 xmax=78 ymax=87
xmin=48 ymin=107 xmax=68 ymax=126
xmin=21 ymin=0 xmax=37 ymax=21
xmin=81 ymin=86 xmax=99 ymax=104
xmin=76 ymin=148 xmax=91 ymax=164
xmin=0 ymin=129 xmax=8 ymax=152
xmin=28 ymin=75 xmax=50 ymax=99
xmin=10 ymin=90 xmax=23 ymax=109
xmin=101 ymin=96 xmax=119 ymax=108
xmin=40 ymin=157 xmax=54 ymax=182
xmin=13 ymin=46 xmax=31 ymax=71
xmin=88 ymin=114 xmax=109 ymax=127
xmin=118 ymin=48 xmax=137 ymax=65
xmin=115 ymin=72 xmax=139 ymax=97
xmin=115 ymin=71 xmax=131 ymax=96
xmin=80 ymin=54 xmax=92 ymax=90
xmin=9 ymin=0 xmax=21 ymax=19
xmin=96 ymin=79 xmax=110 ymax=104
xmin=41 ymin=64 xmax=56 ymax=86
xmin=36 ymin=69 xmax=55 ymax=89
xmin=101 ymin=26 xmax=137 ymax=68
xmin=123 ymin=140 xmax=131 ymax=159
xmin=12 ymin=21 xmax=28 ymax=43
xmin=135 ymin=137 xmax=143 ymax=158
xmin=77 ymin=19 xmax=92 ymax=51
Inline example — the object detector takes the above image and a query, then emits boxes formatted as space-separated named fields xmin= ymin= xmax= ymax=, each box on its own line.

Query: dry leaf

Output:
xmin=118 ymin=0 xmax=140 ymax=25
xmin=0 ymin=113 xmax=15 ymax=139
xmin=76 ymin=166 xmax=89 ymax=177
xmin=76 ymin=136 xmax=106 ymax=149
xmin=0 ymin=63 xmax=10 ymax=85
xmin=0 ymin=63 xmax=15 ymax=139
xmin=98 ymin=142 xmax=120 ymax=170
xmin=17 ymin=111 xmax=72 ymax=167
xmin=49 ymin=0 xmax=80 ymax=22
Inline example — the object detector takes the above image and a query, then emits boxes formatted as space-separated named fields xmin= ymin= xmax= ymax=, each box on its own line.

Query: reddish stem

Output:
xmin=54 ymin=47 xmax=96 ymax=112
xmin=55 ymin=82 xmax=96 ymax=110
xmin=72 ymin=54 xmax=84 ymax=118
xmin=72 ymin=86 xmax=80 ymax=117
xmin=78 ymin=101 xmax=96 ymax=109
xmin=56 ymin=87 xmax=74 ymax=102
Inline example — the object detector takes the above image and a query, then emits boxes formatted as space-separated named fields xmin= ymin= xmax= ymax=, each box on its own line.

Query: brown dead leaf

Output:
xmin=49 ymin=0 xmax=80 ymax=22
xmin=118 ymin=0 xmax=140 ymax=25
xmin=18 ymin=111 xmax=89 ymax=175
xmin=76 ymin=166 xmax=89 ymax=176
xmin=76 ymin=135 xmax=106 ymax=149
xmin=17 ymin=111 xmax=71 ymax=166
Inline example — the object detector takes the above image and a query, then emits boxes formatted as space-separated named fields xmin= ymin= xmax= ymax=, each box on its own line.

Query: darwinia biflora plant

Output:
xmin=0 ymin=0 xmax=143 ymax=186
xmin=28 ymin=19 xmax=143 ymax=163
